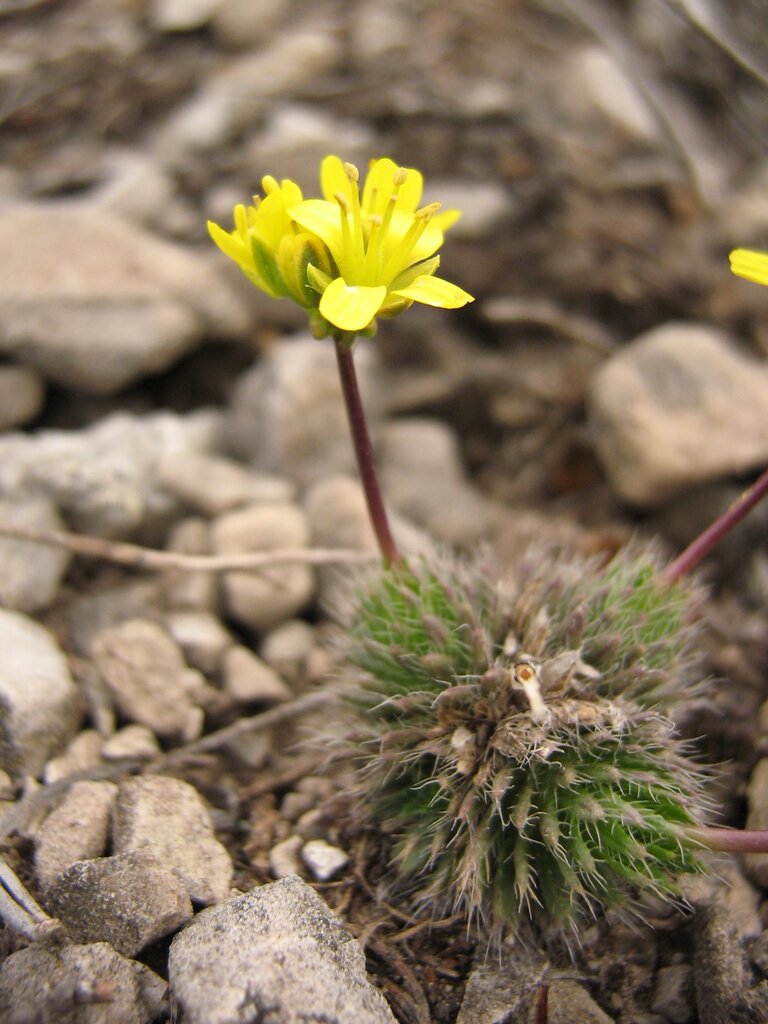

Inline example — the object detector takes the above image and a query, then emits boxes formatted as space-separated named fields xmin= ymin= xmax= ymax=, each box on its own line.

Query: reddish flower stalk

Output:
xmin=692 ymin=827 xmax=768 ymax=854
xmin=334 ymin=337 xmax=401 ymax=566
xmin=663 ymin=466 xmax=768 ymax=584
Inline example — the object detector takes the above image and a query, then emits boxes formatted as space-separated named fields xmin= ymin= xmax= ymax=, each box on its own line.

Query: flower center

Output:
xmin=335 ymin=163 xmax=440 ymax=287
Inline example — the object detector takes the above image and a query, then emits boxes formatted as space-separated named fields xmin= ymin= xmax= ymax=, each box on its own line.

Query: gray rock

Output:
xmin=0 ymin=362 xmax=45 ymax=430
xmin=221 ymin=645 xmax=291 ymax=704
xmin=84 ymin=148 xmax=178 ymax=227
xmin=0 ymin=410 xmax=220 ymax=537
xmin=162 ymin=516 xmax=219 ymax=611
xmin=548 ymin=980 xmax=614 ymax=1024
xmin=157 ymin=450 xmax=295 ymax=516
xmin=0 ymin=609 xmax=82 ymax=777
xmin=563 ymin=46 xmax=659 ymax=142
xmin=588 ymin=323 xmax=768 ymax=506
xmin=225 ymin=336 xmax=382 ymax=487
xmin=212 ymin=0 xmax=287 ymax=48
xmin=0 ymin=494 xmax=71 ymax=612
xmin=165 ymin=609 xmax=233 ymax=675
xmin=149 ymin=0 xmax=222 ymax=32
xmin=0 ymin=204 xmax=250 ymax=393
xmin=212 ymin=503 xmax=314 ymax=632
xmin=34 ymin=780 xmax=118 ymax=891
xmin=427 ymin=181 xmax=514 ymax=239
xmin=651 ymin=964 xmax=695 ymax=1024
xmin=379 ymin=418 xmax=493 ymax=545
xmin=260 ymin=619 xmax=316 ymax=683
xmin=269 ymin=835 xmax=304 ymax=878
xmin=457 ymin=946 xmax=548 ymax=1024
xmin=46 ymin=851 xmax=192 ymax=957
xmin=161 ymin=27 xmax=341 ymax=153
xmin=247 ymin=106 xmax=374 ymax=193
xmin=43 ymin=728 xmax=103 ymax=784
xmin=301 ymin=839 xmax=349 ymax=881
xmin=168 ymin=875 xmax=396 ymax=1024
xmin=0 ymin=941 xmax=165 ymax=1024
xmin=113 ymin=775 xmax=233 ymax=905
xmin=92 ymin=619 xmax=206 ymax=740
xmin=101 ymin=724 xmax=161 ymax=762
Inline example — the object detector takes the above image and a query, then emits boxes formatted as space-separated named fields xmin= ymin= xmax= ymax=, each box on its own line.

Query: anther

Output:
xmin=333 ymin=191 xmax=351 ymax=215
xmin=393 ymin=167 xmax=408 ymax=187
xmin=344 ymin=162 xmax=360 ymax=183
xmin=415 ymin=202 xmax=442 ymax=221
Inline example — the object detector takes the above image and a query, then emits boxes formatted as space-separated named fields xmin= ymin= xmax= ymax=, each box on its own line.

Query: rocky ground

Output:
xmin=1 ymin=0 xmax=768 ymax=1021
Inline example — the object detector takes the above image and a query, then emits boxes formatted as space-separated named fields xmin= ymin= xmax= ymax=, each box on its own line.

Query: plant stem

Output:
xmin=334 ymin=337 xmax=401 ymax=566
xmin=663 ymin=466 xmax=768 ymax=584
xmin=692 ymin=826 xmax=768 ymax=854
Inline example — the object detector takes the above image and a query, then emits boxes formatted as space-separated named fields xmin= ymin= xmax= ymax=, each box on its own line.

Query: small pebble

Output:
xmin=101 ymin=724 xmax=161 ymax=762
xmin=269 ymin=834 xmax=304 ymax=878
xmin=222 ymin=645 xmax=291 ymax=704
xmin=43 ymin=729 xmax=103 ymax=784
xmin=301 ymin=839 xmax=349 ymax=881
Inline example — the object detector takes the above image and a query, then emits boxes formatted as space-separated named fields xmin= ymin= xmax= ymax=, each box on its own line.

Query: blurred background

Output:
xmin=2 ymin=0 xmax=768 ymax=541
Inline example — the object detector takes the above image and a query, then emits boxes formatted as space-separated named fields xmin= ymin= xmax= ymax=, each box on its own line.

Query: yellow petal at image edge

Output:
xmin=392 ymin=275 xmax=474 ymax=308
xmin=729 ymin=248 xmax=768 ymax=287
xmin=208 ymin=220 xmax=249 ymax=265
xmin=319 ymin=279 xmax=388 ymax=331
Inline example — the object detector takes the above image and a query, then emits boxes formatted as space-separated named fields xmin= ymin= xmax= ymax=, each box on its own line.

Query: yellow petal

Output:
xmin=730 ymin=248 xmax=768 ymax=287
xmin=391 ymin=275 xmax=474 ymax=308
xmin=320 ymin=155 xmax=351 ymax=204
xmin=207 ymin=220 xmax=250 ymax=266
xmin=362 ymin=158 xmax=423 ymax=217
xmin=319 ymin=278 xmax=387 ymax=331
xmin=432 ymin=208 xmax=461 ymax=234
xmin=289 ymin=199 xmax=344 ymax=263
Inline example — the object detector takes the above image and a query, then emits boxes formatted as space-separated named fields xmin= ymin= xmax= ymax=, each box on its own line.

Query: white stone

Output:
xmin=113 ymin=775 xmax=233 ymax=905
xmin=212 ymin=503 xmax=314 ymax=632
xmin=168 ymin=877 xmax=396 ymax=1024
xmin=150 ymin=0 xmax=223 ymax=32
xmin=426 ymin=181 xmax=513 ymax=239
xmin=92 ymin=619 xmax=206 ymax=740
xmin=589 ymin=323 xmax=768 ymax=506
xmin=0 ymin=204 xmax=251 ymax=393
xmin=161 ymin=28 xmax=341 ymax=153
xmin=157 ymin=450 xmax=295 ymax=516
xmin=101 ymin=724 xmax=161 ymax=762
xmin=43 ymin=729 xmax=103 ymax=784
xmin=0 ymin=363 xmax=45 ymax=430
xmin=269 ymin=835 xmax=303 ymax=878
xmin=225 ymin=335 xmax=382 ymax=486
xmin=0 ymin=494 xmax=71 ymax=612
xmin=0 ymin=610 xmax=81 ymax=777
xmin=165 ymin=610 xmax=233 ymax=675
xmin=301 ymin=839 xmax=349 ymax=881
xmin=46 ymin=851 xmax=193 ymax=957
xmin=222 ymin=646 xmax=290 ymax=704
xmin=34 ymin=780 xmax=118 ymax=890
xmin=0 ymin=410 xmax=220 ymax=537
xmin=565 ymin=46 xmax=659 ymax=141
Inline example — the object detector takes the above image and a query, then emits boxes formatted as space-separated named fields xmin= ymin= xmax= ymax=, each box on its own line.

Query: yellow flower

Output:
xmin=729 ymin=248 xmax=768 ymax=287
xmin=289 ymin=156 xmax=474 ymax=333
xmin=207 ymin=176 xmax=332 ymax=308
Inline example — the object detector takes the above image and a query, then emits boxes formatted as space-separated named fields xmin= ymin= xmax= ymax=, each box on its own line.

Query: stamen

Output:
xmin=393 ymin=167 xmax=408 ymax=187
xmin=334 ymin=191 xmax=354 ymax=279
xmin=344 ymin=162 xmax=360 ymax=183
xmin=334 ymin=191 xmax=351 ymax=215
xmin=415 ymin=201 xmax=442 ymax=220
xmin=379 ymin=211 xmax=431 ymax=282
